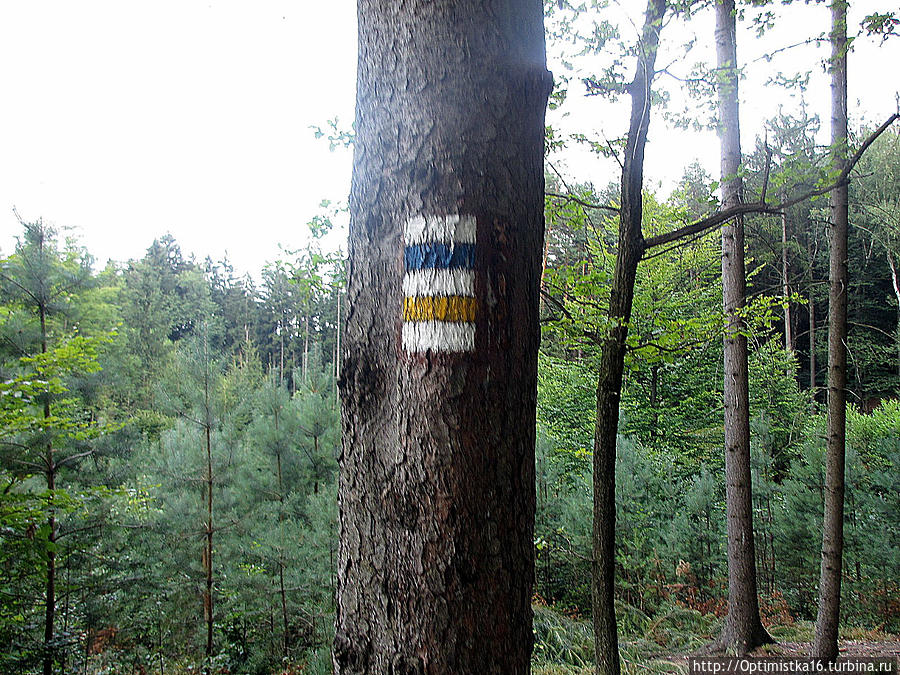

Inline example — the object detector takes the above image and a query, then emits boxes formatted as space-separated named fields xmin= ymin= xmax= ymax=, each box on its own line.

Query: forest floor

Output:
xmin=533 ymin=607 xmax=900 ymax=675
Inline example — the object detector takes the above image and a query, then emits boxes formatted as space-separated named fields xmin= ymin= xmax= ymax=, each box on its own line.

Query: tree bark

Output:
xmin=335 ymin=1 xmax=551 ymax=672
xmin=782 ymin=212 xmax=794 ymax=356
xmin=714 ymin=0 xmax=772 ymax=654
xmin=336 ymin=290 xmax=342 ymax=409
xmin=813 ymin=0 xmax=849 ymax=661
xmin=887 ymin=252 xmax=900 ymax=378
xmin=809 ymin=233 xmax=818 ymax=398
xmin=591 ymin=3 xmax=665 ymax=673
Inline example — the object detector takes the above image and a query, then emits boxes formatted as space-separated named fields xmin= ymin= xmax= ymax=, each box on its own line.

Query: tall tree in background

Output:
xmin=158 ymin=325 xmax=226 ymax=671
xmin=592 ymin=2 xmax=666 ymax=673
xmin=0 ymin=222 xmax=93 ymax=675
xmin=813 ymin=0 xmax=849 ymax=661
xmin=334 ymin=0 xmax=552 ymax=671
xmin=713 ymin=0 xmax=772 ymax=654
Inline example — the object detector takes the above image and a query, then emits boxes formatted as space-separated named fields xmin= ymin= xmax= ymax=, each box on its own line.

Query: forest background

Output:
xmin=1 ymin=1 xmax=899 ymax=674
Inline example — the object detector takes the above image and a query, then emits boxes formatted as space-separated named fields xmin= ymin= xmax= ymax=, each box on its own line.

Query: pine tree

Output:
xmin=335 ymin=0 xmax=553 ymax=670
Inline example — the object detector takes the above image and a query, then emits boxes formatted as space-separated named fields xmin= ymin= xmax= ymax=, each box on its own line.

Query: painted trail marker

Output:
xmin=402 ymin=214 xmax=476 ymax=353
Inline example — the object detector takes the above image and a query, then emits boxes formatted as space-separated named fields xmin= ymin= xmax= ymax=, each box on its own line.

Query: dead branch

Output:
xmin=643 ymin=112 xmax=899 ymax=252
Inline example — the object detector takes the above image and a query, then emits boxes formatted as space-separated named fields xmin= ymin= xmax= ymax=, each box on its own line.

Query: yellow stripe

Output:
xmin=403 ymin=296 xmax=476 ymax=323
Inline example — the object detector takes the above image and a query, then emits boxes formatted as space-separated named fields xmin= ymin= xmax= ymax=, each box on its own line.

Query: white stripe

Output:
xmin=402 ymin=321 xmax=475 ymax=353
xmin=402 ymin=269 xmax=475 ymax=297
xmin=404 ymin=214 xmax=477 ymax=245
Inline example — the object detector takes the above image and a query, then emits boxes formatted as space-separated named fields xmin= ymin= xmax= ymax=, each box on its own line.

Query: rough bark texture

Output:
xmin=813 ymin=0 xmax=849 ymax=661
xmin=592 ymin=2 xmax=665 ymax=673
xmin=335 ymin=1 xmax=551 ymax=673
xmin=714 ymin=0 xmax=772 ymax=654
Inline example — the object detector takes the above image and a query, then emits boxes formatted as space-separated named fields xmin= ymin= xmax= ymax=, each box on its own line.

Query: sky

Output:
xmin=0 ymin=1 xmax=897 ymax=276
xmin=546 ymin=1 xmax=900 ymax=196
xmin=0 ymin=1 xmax=357 ymax=273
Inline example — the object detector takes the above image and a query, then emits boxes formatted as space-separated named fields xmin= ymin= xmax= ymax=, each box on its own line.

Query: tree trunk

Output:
xmin=592 ymin=3 xmax=665 ymax=673
xmin=204 ymin=422 xmax=214 ymax=671
xmin=276 ymin=417 xmax=289 ymax=657
xmin=813 ymin=0 xmax=849 ymax=661
xmin=304 ymin=314 xmax=310 ymax=384
xmin=335 ymin=290 xmax=342 ymax=409
xmin=41 ymin=302 xmax=57 ymax=675
xmin=714 ymin=0 xmax=772 ymax=654
xmin=334 ymin=1 xmax=552 ymax=672
xmin=809 ymin=234 xmax=818 ymax=398
xmin=782 ymin=212 xmax=794 ymax=356
xmin=887 ymin=252 xmax=900 ymax=378
xmin=43 ymin=469 xmax=56 ymax=675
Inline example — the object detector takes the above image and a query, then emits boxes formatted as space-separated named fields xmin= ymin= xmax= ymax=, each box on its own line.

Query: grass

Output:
xmin=532 ymin=602 xmax=719 ymax=675
xmin=533 ymin=605 xmax=899 ymax=675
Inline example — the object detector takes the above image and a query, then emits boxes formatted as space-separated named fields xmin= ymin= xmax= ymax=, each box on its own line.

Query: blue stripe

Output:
xmin=405 ymin=243 xmax=475 ymax=271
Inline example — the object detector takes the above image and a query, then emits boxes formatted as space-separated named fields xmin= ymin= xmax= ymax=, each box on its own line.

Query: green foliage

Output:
xmin=532 ymin=603 xmax=594 ymax=669
xmin=3 ymin=110 xmax=899 ymax=672
xmin=0 ymin=216 xmax=349 ymax=672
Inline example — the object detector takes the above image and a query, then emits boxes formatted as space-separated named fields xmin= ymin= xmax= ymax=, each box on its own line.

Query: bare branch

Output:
xmin=750 ymin=36 xmax=830 ymax=65
xmin=547 ymin=192 xmax=619 ymax=214
xmin=760 ymin=133 xmax=773 ymax=204
xmin=644 ymin=201 xmax=780 ymax=250
xmin=540 ymin=287 xmax=577 ymax=324
xmin=643 ymin=113 xmax=900 ymax=252
xmin=54 ymin=449 xmax=95 ymax=470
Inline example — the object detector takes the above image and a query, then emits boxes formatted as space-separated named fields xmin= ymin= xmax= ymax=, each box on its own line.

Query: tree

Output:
xmin=334 ymin=0 xmax=553 ymax=671
xmin=157 ymin=324 xmax=228 ymax=671
xmin=713 ymin=0 xmax=771 ymax=653
xmin=543 ymin=2 xmax=896 ymax=667
xmin=851 ymin=132 xmax=900 ymax=389
xmin=813 ymin=0 xmax=849 ymax=661
xmin=121 ymin=235 xmax=215 ymax=407
xmin=1 ymin=221 xmax=90 ymax=675
xmin=591 ymin=3 xmax=666 ymax=672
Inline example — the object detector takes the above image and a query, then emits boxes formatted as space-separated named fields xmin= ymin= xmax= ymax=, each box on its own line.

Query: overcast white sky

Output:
xmin=0 ymin=1 xmax=357 ymax=273
xmin=0 ymin=2 xmax=897 ymax=276
xmin=548 ymin=1 xmax=900 ymax=196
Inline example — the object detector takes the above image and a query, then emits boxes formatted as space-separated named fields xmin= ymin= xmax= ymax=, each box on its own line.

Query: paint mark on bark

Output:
xmin=402 ymin=215 xmax=476 ymax=353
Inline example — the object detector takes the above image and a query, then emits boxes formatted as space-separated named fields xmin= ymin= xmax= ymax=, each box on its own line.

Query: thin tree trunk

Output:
xmin=765 ymin=465 xmax=776 ymax=596
xmin=43 ymin=469 xmax=56 ymax=675
xmin=809 ymin=233 xmax=818 ymax=398
xmin=887 ymin=252 xmax=900 ymax=378
xmin=592 ymin=3 xmax=665 ymax=673
xmin=276 ymin=406 xmax=289 ymax=656
xmin=813 ymin=0 xmax=849 ymax=661
xmin=541 ymin=220 xmax=553 ymax=290
xmin=334 ymin=1 xmax=552 ymax=672
xmin=41 ymin=301 xmax=57 ymax=675
xmin=313 ymin=435 xmax=320 ymax=495
xmin=279 ymin=315 xmax=285 ymax=385
xmin=782 ymin=212 xmax=794 ymax=356
xmin=714 ymin=0 xmax=771 ymax=653
xmin=204 ymin=423 xmax=214 ymax=671
xmin=158 ymin=599 xmax=164 ymax=675
xmin=304 ymin=314 xmax=310 ymax=384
